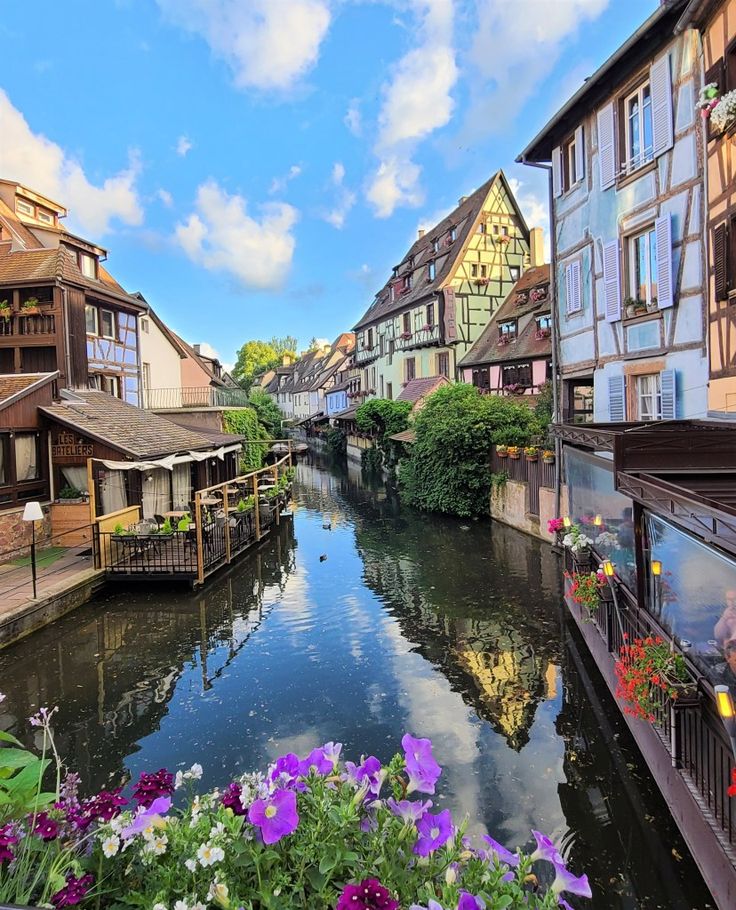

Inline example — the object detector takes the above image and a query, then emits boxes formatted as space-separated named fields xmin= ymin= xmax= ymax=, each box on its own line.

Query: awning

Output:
xmin=298 ymin=411 xmax=326 ymax=425
xmin=389 ymin=429 xmax=416 ymax=444
xmin=94 ymin=443 xmax=242 ymax=472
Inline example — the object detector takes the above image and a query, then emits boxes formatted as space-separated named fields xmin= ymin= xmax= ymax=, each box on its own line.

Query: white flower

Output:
xmin=712 ymin=89 xmax=736 ymax=132
xmin=147 ymin=835 xmax=168 ymax=856
xmin=174 ymin=901 xmax=188 ymax=910
xmin=185 ymin=858 xmax=197 ymax=873
xmin=445 ymin=864 xmax=457 ymax=884
xmin=207 ymin=881 xmax=229 ymax=904
xmin=209 ymin=822 xmax=225 ymax=838
xmin=101 ymin=835 xmax=120 ymax=857
xmin=0 ymin=693 xmax=5 ymax=704
xmin=189 ymin=763 xmax=203 ymax=780
xmin=175 ymin=771 xmax=185 ymax=790
xmin=190 ymin=904 xmax=207 ymax=910
xmin=197 ymin=842 xmax=224 ymax=866
xmin=153 ymin=903 xmax=167 ymax=910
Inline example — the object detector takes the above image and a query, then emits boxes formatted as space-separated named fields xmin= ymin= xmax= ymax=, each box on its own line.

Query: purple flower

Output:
xmin=530 ymin=830 xmax=563 ymax=864
xmin=120 ymin=796 xmax=171 ymax=839
xmin=0 ymin=824 xmax=18 ymax=863
xmin=32 ymin=811 xmax=60 ymax=841
xmin=51 ymin=873 xmax=94 ymax=908
xmin=344 ymin=756 xmax=383 ymax=798
xmin=386 ymin=797 xmax=432 ymax=823
xmin=269 ymin=753 xmax=302 ymax=789
xmin=558 ymin=902 xmax=574 ymax=910
xmin=457 ymin=894 xmax=485 ymax=910
xmin=298 ymin=747 xmax=333 ymax=777
xmin=81 ymin=787 xmax=128 ymax=828
xmin=402 ymin=734 xmax=442 ymax=795
xmin=409 ymin=902 xmax=444 ymax=910
xmin=29 ymin=706 xmax=57 ymax=728
xmin=132 ymin=769 xmax=174 ymax=808
xmin=222 ymin=782 xmax=248 ymax=816
xmin=551 ymin=858 xmax=592 ymax=899
xmin=248 ymin=788 xmax=299 ymax=844
xmin=481 ymin=834 xmax=520 ymax=868
xmin=414 ymin=808 xmax=453 ymax=856
xmin=322 ymin=741 xmax=342 ymax=768
xmin=336 ymin=878 xmax=399 ymax=910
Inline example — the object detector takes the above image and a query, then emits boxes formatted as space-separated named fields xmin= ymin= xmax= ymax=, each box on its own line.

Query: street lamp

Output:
xmin=715 ymin=685 xmax=736 ymax=761
xmin=22 ymin=501 xmax=44 ymax=599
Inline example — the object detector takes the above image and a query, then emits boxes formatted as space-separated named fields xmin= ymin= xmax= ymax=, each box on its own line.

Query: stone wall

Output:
xmin=490 ymin=480 xmax=569 ymax=544
xmin=0 ymin=505 xmax=52 ymax=558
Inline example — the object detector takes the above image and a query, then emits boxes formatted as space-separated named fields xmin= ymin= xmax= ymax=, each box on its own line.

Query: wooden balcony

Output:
xmin=396 ymin=324 xmax=440 ymax=351
xmin=0 ymin=313 xmax=56 ymax=340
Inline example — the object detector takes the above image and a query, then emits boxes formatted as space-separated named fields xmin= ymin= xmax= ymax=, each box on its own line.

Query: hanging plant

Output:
xmin=615 ymin=634 xmax=694 ymax=721
xmin=564 ymin=569 xmax=605 ymax=619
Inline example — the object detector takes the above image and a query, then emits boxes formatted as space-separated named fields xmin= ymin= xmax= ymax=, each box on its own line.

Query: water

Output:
xmin=0 ymin=457 xmax=714 ymax=908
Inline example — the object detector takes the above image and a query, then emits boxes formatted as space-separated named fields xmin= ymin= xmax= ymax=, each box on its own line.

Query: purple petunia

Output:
xmin=322 ymin=741 xmax=342 ymax=768
xmin=221 ymin=782 xmax=248 ymax=816
xmin=402 ymin=734 xmax=442 ymax=795
xmin=344 ymin=756 xmax=384 ymax=798
xmin=409 ymin=902 xmax=444 ymax=910
xmin=457 ymin=893 xmax=485 ymax=910
xmin=530 ymin=830 xmax=563 ymax=865
xmin=481 ymin=834 xmax=520 ymax=868
xmin=120 ymin=796 xmax=171 ymax=839
xmin=336 ymin=878 xmax=399 ymax=910
xmin=32 ymin=811 xmax=60 ymax=841
xmin=80 ymin=787 xmax=128 ymax=828
xmin=551 ymin=858 xmax=592 ymax=899
xmin=298 ymin=747 xmax=333 ymax=777
xmin=0 ymin=824 xmax=18 ymax=863
xmin=386 ymin=797 xmax=432 ymax=824
xmin=248 ymin=788 xmax=299 ymax=844
xmin=413 ymin=808 xmax=453 ymax=856
xmin=50 ymin=873 xmax=94 ymax=908
xmin=557 ymin=901 xmax=575 ymax=910
xmin=269 ymin=753 xmax=302 ymax=790
xmin=132 ymin=769 xmax=174 ymax=808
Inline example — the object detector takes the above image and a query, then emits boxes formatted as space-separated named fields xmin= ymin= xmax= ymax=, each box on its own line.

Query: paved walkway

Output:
xmin=0 ymin=545 xmax=100 ymax=617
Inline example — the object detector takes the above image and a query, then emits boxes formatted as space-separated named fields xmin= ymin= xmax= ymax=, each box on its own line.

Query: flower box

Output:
xmin=508 ymin=449 xmax=520 ymax=460
xmin=542 ymin=452 xmax=555 ymax=464
xmin=525 ymin=452 xmax=538 ymax=462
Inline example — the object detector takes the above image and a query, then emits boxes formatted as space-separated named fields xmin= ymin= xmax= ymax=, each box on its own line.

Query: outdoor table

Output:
xmin=200 ymin=497 xmax=220 ymax=507
xmin=164 ymin=510 xmax=189 ymax=519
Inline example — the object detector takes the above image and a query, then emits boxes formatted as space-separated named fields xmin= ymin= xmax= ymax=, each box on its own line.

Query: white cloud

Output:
xmin=176 ymin=135 xmax=193 ymax=156
xmin=366 ymin=0 xmax=457 ymax=218
xmin=156 ymin=0 xmax=331 ymax=92
xmin=460 ymin=0 xmax=609 ymax=140
xmin=0 ymin=89 xmax=143 ymax=237
xmin=157 ymin=188 xmax=173 ymax=207
xmin=323 ymin=161 xmax=356 ymax=229
xmin=175 ymin=179 xmax=298 ymax=289
xmin=344 ymin=100 xmax=362 ymax=136
xmin=195 ymin=341 xmax=219 ymax=360
xmin=508 ymin=175 xmax=550 ymax=261
xmin=269 ymin=164 xmax=302 ymax=195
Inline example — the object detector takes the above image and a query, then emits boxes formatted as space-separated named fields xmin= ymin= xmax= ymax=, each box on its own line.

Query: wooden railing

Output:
xmin=490 ymin=450 xmax=555 ymax=517
xmin=143 ymin=386 xmax=251 ymax=409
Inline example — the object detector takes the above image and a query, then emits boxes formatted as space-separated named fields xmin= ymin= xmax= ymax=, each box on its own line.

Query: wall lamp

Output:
xmin=594 ymin=514 xmax=603 ymax=527
xmin=563 ymin=516 xmax=571 ymax=528
xmin=651 ymin=559 xmax=662 ymax=576
xmin=601 ymin=559 xmax=615 ymax=577
xmin=715 ymin=686 xmax=736 ymax=761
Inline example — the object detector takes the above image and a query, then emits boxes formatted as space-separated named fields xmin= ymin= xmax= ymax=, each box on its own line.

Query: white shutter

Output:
xmin=602 ymin=240 xmax=622 ymax=322
xmin=608 ymin=375 xmax=626 ymax=422
xmin=597 ymin=102 xmax=616 ymax=190
xmin=655 ymin=213 xmax=674 ymax=309
xmin=574 ymin=125 xmax=585 ymax=181
xmin=660 ymin=369 xmax=676 ymax=420
xmin=565 ymin=261 xmax=582 ymax=314
xmin=552 ymin=146 xmax=563 ymax=197
xmin=651 ymin=54 xmax=674 ymax=157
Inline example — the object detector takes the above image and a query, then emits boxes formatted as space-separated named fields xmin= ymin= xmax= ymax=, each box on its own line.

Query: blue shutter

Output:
xmin=660 ymin=369 xmax=676 ymax=420
xmin=608 ymin=375 xmax=626 ymax=422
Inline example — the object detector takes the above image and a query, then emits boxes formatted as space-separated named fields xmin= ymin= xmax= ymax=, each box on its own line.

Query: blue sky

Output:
xmin=0 ymin=0 xmax=657 ymax=367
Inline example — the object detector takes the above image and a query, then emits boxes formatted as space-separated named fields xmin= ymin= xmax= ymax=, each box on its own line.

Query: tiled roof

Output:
xmin=354 ymin=172 xmax=528 ymax=331
xmin=170 ymin=423 xmax=245 ymax=446
xmin=459 ymin=265 xmax=551 ymax=368
xmin=332 ymin=405 xmax=359 ymax=421
xmin=40 ymin=389 xmax=222 ymax=459
xmin=0 ymin=198 xmax=42 ymax=248
xmin=389 ymin=429 xmax=417 ymax=444
xmin=397 ymin=375 xmax=450 ymax=404
xmin=0 ymin=372 xmax=58 ymax=411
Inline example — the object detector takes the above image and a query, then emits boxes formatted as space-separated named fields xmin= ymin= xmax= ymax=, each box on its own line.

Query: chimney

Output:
xmin=282 ymin=353 xmax=292 ymax=366
xmin=418 ymin=228 xmax=425 ymax=239
xmin=192 ymin=344 xmax=201 ymax=354
xmin=529 ymin=227 xmax=545 ymax=268
xmin=458 ymin=196 xmax=468 ymax=206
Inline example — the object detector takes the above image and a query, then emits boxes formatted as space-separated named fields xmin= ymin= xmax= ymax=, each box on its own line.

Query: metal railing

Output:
xmin=143 ymin=386 xmax=251 ymax=409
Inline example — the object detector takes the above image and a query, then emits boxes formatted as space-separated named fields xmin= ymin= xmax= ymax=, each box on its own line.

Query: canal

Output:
xmin=0 ymin=457 xmax=714 ymax=908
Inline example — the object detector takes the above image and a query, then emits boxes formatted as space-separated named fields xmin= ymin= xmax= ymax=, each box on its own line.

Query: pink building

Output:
xmin=458 ymin=265 xmax=551 ymax=398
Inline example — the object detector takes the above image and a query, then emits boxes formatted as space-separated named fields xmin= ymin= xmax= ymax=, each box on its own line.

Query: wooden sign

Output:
xmin=52 ymin=431 xmax=93 ymax=462
xmin=443 ymin=287 xmax=457 ymax=341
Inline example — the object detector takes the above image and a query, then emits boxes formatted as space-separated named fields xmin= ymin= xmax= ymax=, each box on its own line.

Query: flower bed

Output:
xmin=0 ymin=710 xmax=591 ymax=910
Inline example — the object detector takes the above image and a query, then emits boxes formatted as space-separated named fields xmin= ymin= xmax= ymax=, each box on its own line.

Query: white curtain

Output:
xmin=61 ymin=466 xmax=89 ymax=493
xmin=141 ymin=468 xmax=171 ymax=519
xmin=0 ymin=439 xmax=5 ymax=485
xmin=14 ymin=435 xmax=38 ymax=481
xmin=100 ymin=471 xmax=127 ymax=515
xmin=172 ymin=463 xmax=191 ymax=510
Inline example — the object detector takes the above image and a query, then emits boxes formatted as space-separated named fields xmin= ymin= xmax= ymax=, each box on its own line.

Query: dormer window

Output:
xmin=37 ymin=210 xmax=54 ymax=225
xmin=79 ymin=252 xmax=97 ymax=279
xmin=450 ymin=226 xmax=457 ymax=241
xmin=16 ymin=200 xmax=34 ymax=217
xmin=428 ymin=260 xmax=436 ymax=281
xmin=433 ymin=238 xmax=439 ymax=253
xmin=499 ymin=320 xmax=517 ymax=342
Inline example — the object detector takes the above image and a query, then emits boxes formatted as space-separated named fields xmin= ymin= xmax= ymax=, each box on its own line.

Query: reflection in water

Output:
xmin=0 ymin=456 xmax=714 ymax=909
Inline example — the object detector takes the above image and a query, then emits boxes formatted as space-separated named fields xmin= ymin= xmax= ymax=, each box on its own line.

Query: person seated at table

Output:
xmin=714 ymin=590 xmax=736 ymax=649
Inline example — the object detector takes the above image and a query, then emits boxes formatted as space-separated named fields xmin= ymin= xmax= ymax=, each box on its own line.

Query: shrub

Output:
xmin=323 ymin=425 xmax=347 ymax=457
xmin=355 ymin=399 xmax=412 ymax=473
xmin=398 ymin=384 xmax=540 ymax=517
xmin=58 ymin=485 xmax=83 ymax=500
xmin=248 ymin=389 xmax=283 ymax=438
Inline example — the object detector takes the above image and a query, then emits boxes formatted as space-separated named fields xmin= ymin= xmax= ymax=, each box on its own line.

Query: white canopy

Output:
xmin=95 ymin=443 xmax=242 ymax=473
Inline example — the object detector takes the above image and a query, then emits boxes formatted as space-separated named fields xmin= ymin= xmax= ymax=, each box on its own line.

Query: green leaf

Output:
xmin=0 ymin=731 xmax=25 ymax=748
xmin=0 ymin=747 xmax=40 ymax=770
xmin=306 ymin=868 xmax=326 ymax=891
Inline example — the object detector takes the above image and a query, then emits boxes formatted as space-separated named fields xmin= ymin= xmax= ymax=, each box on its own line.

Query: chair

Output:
xmin=154 ymin=514 xmax=166 ymax=528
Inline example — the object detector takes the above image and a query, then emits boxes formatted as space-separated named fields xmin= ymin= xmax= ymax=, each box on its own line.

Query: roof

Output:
xmin=353 ymin=171 xmax=529 ymax=331
xmin=389 ymin=429 xmax=417 ymax=444
xmin=0 ymin=198 xmax=42 ymax=248
xmin=40 ymin=389 xmax=224 ymax=459
xmin=332 ymin=405 xmax=359 ymax=421
xmin=517 ymin=0 xmax=688 ymax=162
xmin=397 ymin=375 xmax=450 ymax=404
xmin=0 ymin=372 xmax=58 ymax=411
xmin=459 ymin=265 xmax=551 ymax=368
xmin=676 ymin=0 xmax=721 ymax=30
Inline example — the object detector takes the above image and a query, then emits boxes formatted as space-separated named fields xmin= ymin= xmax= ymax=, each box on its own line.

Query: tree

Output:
xmin=248 ymin=388 xmax=284 ymax=437
xmin=270 ymin=335 xmax=298 ymax=359
xmin=355 ymin=399 xmax=412 ymax=473
xmin=232 ymin=340 xmax=279 ymax=390
xmin=398 ymin=384 xmax=541 ymax=517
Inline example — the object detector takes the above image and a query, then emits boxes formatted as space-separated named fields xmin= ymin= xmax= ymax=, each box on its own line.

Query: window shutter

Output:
xmin=608 ymin=375 xmax=626 ymax=422
xmin=660 ymin=369 xmax=676 ymax=420
xmin=655 ymin=213 xmax=674 ymax=309
xmin=552 ymin=146 xmax=563 ymax=197
xmin=714 ymin=222 xmax=728 ymax=300
xmin=650 ymin=54 xmax=674 ymax=157
xmin=602 ymin=240 xmax=621 ymax=322
xmin=597 ymin=102 xmax=616 ymax=189
xmin=574 ymin=125 xmax=585 ymax=181
xmin=565 ymin=261 xmax=581 ymax=314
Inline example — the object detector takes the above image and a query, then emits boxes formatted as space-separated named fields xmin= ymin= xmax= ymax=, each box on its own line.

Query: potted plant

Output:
xmin=562 ymin=522 xmax=595 ymax=569
xmin=21 ymin=296 xmax=41 ymax=315
xmin=496 ymin=444 xmax=508 ymax=458
xmin=177 ymin=514 xmax=191 ymax=532
xmin=524 ymin=446 xmax=538 ymax=462
xmin=542 ymin=449 xmax=555 ymax=464
xmin=0 ymin=299 xmax=10 ymax=319
xmin=507 ymin=446 xmax=520 ymax=460
xmin=57 ymin=484 xmax=84 ymax=503
xmin=615 ymin=634 xmax=696 ymax=722
xmin=564 ymin=569 xmax=605 ymax=621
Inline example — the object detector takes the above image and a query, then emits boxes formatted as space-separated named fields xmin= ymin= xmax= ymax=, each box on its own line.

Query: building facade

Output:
xmin=519 ymin=4 xmax=707 ymax=423
xmin=353 ymin=173 xmax=541 ymax=400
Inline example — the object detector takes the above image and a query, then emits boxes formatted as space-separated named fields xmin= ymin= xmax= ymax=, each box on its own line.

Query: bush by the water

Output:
xmin=355 ymin=399 xmax=412 ymax=473
xmin=399 ymin=384 xmax=542 ymax=517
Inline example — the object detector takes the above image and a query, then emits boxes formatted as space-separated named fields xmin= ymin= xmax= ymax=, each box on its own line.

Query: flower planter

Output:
xmin=509 ymin=452 xmax=520 ymax=460
xmin=21 ymin=306 xmax=41 ymax=316
xmin=572 ymin=548 xmax=593 ymax=572
xmin=497 ymin=451 xmax=508 ymax=459
xmin=525 ymin=454 xmax=538 ymax=462
xmin=543 ymin=455 xmax=555 ymax=464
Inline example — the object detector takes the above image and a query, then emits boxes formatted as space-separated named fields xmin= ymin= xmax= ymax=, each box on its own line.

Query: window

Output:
xmin=79 ymin=253 xmax=97 ymax=279
xmin=14 ymin=433 xmax=39 ymax=481
xmin=402 ymin=312 xmax=411 ymax=334
xmin=425 ymin=303 xmax=434 ymax=326
xmin=0 ymin=434 xmax=7 ymax=485
xmin=477 ymin=222 xmax=486 ymax=234
xmin=100 ymin=309 xmax=115 ymax=339
xmin=471 ymin=263 xmax=479 ymax=277
xmin=629 ymin=226 xmax=658 ymax=307
xmin=623 ymin=81 xmax=653 ymax=172
xmin=386 ymin=382 xmax=393 ymax=400
xmin=536 ymin=315 xmax=552 ymax=333
xmin=16 ymin=200 xmax=34 ymax=217
xmin=437 ymin=352 xmax=450 ymax=377
xmin=502 ymin=226 xmax=509 ymax=237
xmin=714 ymin=215 xmax=736 ymax=301
xmin=367 ymin=328 xmax=373 ymax=349
xmin=37 ymin=210 xmax=54 ymax=225
xmin=509 ymin=265 xmax=520 ymax=282
xmin=626 ymin=319 xmax=660 ymax=352
xmin=142 ymin=362 xmax=151 ymax=390
xmin=563 ymin=134 xmax=578 ymax=191
xmin=140 ymin=317 xmax=150 ymax=334
xmin=492 ymin=224 xmax=499 ymax=235
xmin=432 ymin=238 xmax=439 ymax=253
xmin=405 ymin=272 xmax=413 ymax=290
xmin=450 ymin=226 xmax=456 ymax=241
xmin=567 ymin=380 xmax=594 ymax=424
xmin=472 ymin=367 xmax=490 ymax=390
xmin=405 ymin=358 xmax=416 ymax=382
xmin=636 ymin=373 xmax=661 ymax=421
xmin=502 ymin=363 xmax=531 ymax=388
xmin=428 ymin=260 xmax=436 ymax=281
xmin=499 ymin=320 xmax=517 ymax=341
xmin=480 ymin=264 xmax=487 ymax=279
xmin=85 ymin=305 xmax=98 ymax=335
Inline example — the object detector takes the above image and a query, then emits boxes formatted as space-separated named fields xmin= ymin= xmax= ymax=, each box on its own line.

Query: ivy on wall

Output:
xmin=355 ymin=399 xmax=412 ymax=473
xmin=222 ymin=408 xmax=268 ymax=471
